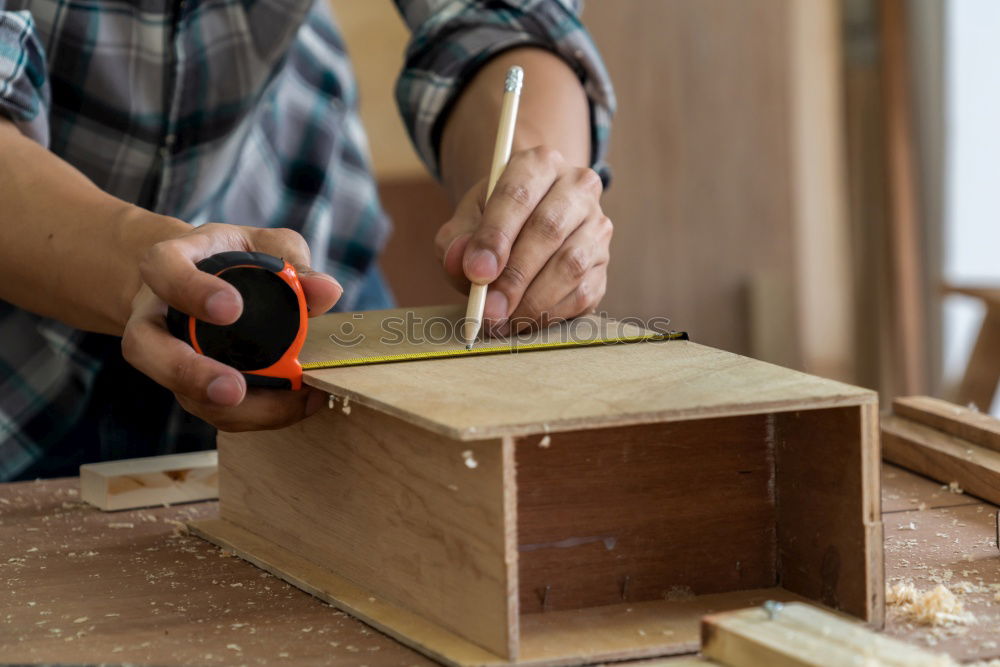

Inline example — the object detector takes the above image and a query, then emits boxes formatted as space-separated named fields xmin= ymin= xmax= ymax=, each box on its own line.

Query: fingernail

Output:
xmin=310 ymin=272 xmax=342 ymax=290
xmin=467 ymin=249 xmax=499 ymax=282
xmin=207 ymin=375 xmax=243 ymax=406
xmin=484 ymin=290 xmax=509 ymax=321
xmin=205 ymin=290 xmax=242 ymax=324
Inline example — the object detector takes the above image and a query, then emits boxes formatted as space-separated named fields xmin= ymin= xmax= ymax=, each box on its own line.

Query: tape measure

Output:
xmin=166 ymin=251 xmax=308 ymax=390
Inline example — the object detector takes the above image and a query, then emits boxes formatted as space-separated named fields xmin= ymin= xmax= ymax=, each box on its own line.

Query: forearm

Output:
xmin=0 ymin=118 xmax=189 ymax=335
xmin=439 ymin=47 xmax=592 ymax=202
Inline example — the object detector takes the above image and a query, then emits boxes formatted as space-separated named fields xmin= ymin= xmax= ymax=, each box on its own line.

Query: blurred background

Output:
xmin=329 ymin=0 xmax=1000 ymax=415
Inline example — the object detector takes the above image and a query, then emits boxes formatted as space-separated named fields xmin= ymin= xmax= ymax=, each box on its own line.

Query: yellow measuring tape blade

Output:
xmin=301 ymin=330 xmax=688 ymax=371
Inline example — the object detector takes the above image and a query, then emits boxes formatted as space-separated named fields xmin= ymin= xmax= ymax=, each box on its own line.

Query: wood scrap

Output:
xmin=701 ymin=602 xmax=954 ymax=666
xmin=882 ymin=397 xmax=1000 ymax=506
xmin=80 ymin=451 xmax=218 ymax=511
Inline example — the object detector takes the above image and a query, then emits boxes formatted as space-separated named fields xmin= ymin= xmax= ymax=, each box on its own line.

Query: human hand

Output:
xmin=122 ymin=223 xmax=342 ymax=431
xmin=435 ymin=146 xmax=612 ymax=336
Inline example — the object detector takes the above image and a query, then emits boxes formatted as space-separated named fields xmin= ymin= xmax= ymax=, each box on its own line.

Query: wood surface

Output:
xmin=303 ymin=307 xmax=875 ymax=441
xmin=6 ymin=470 xmax=1000 ymax=665
xmin=773 ymin=405 xmax=884 ymax=625
xmin=79 ymin=451 xmax=218 ymax=511
xmin=2 ymin=478 xmax=434 ymax=666
xmin=515 ymin=415 xmax=776 ymax=613
xmin=882 ymin=414 xmax=1000 ymax=507
xmin=701 ymin=602 xmax=952 ymax=666
xmin=217 ymin=402 xmax=516 ymax=658
xmin=893 ymin=395 xmax=1000 ymax=452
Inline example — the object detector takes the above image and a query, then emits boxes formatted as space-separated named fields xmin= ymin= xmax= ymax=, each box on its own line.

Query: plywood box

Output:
xmin=191 ymin=306 xmax=883 ymax=666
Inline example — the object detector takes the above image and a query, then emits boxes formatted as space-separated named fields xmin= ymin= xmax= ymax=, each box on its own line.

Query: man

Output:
xmin=0 ymin=0 xmax=615 ymax=480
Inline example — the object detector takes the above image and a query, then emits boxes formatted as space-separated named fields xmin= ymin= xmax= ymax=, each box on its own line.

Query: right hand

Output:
xmin=121 ymin=223 xmax=342 ymax=432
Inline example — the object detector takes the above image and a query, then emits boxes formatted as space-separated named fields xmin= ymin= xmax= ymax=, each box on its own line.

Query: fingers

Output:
xmin=122 ymin=286 xmax=247 ymax=407
xmin=462 ymin=147 xmax=565 ymax=285
xmin=139 ymin=227 xmax=245 ymax=326
xmin=177 ymin=386 xmax=327 ymax=432
xmin=484 ymin=166 xmax=599 ymax=326
xmin=295 ymin=270 xmax=343 ymax=317
xmin=506 ymin=213 xmax=612 ymax=331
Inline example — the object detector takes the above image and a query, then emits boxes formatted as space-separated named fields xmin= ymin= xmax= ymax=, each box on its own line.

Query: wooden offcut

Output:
xmin=701 ymin=602 xmax=952 ymax=667
xmin=80 ymin=451 xmax=217 ymax=511
xmin=192 ymin=306 xmax=882 ymax=666
xmin=882 ymin=396 xmax=1000 ymax=506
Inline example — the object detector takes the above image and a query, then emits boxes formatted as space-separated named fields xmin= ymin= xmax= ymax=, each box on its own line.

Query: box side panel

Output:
xmin=218 ymin=403 xmax=513 ymax=657
xmin=775 ymin=404 xmax=884 ymax=625
xmin=515 ymin=415 xmax=777 ymax=612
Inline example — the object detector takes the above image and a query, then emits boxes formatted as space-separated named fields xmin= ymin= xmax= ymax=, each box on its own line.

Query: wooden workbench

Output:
xmin=2 ymin=465 xmax=999 ymax=665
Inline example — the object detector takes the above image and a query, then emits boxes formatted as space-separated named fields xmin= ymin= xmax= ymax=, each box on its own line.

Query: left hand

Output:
xmin=435 ymin=146 xmax=613 ymax=336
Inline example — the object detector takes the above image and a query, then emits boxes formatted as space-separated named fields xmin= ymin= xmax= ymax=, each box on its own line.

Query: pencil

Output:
xmin=462 ymin=65 xmax=524 ymax=349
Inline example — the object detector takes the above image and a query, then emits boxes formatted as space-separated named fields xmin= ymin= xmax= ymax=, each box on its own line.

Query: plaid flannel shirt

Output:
xmin=0 ymin=0 xmax=615 ymax=480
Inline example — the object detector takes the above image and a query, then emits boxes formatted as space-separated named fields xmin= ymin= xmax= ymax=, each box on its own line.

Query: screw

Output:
xmin=763 ymin=600 xmax=784 ymax=620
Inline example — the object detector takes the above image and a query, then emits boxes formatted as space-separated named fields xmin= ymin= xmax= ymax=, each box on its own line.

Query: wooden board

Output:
xmin=216 ymin=402 xmax=516 ymax=658
xmin=773 ymin=405 xmax=884 ymax=625
xmin=79 ymin=451 xmax=218 ymax=511
xmin=882 ymin=414 xmax=1000 ymax=506
xmin=190 ymin=514 xmax=813 ymax=667
xmin=701 ymin=602 xmax=951 ymax=666
xmin=303 ymin=308 xmax=876 ymax=441
xmin=515 ymin=415 xmax=776 ymax=613
xmin=882 ymin=463 xmax=981 ymax=514
xmin=300 ymin=305 xmax=659 ymax=368
xmin=894 ymin=396 xmax=1000 ymax=453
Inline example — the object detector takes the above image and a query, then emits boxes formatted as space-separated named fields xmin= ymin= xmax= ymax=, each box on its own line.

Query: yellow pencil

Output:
xmin=463 ymin=65 xmax=524 ymax=349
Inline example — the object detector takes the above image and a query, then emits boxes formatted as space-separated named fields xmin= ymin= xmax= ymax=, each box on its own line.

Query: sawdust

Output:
xmin=887 ymin=581 xmax=976 ymax=626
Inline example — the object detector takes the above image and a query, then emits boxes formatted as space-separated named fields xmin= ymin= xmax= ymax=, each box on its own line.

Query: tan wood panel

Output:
xmin=882 ymin=415 xmax=1000 ymax=507
xmin=302 ymin=308 xmax=874 ymax=441
xmin=585 ymin=1 xmax=795 ymax=357
xmin=774 ymin=404 xmax=884 ymax=625
xmin=299 ymin=304 xmax=654 ymax=366
xmin=515 ymin=415 xmax=776 ymax=613
xmin=218 ymin=403 xmax=515 ymax=657
xmin=893 ymin=395 xmax=1000 ymax=453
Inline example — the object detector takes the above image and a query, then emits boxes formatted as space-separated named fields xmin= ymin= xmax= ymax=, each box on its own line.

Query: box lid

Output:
xmin=302 ymin=306 xmax=875 ymax=440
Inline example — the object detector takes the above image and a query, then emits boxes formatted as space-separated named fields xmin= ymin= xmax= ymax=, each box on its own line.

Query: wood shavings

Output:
xmin=107 ymin=522 xmax=134 ymax=529
xmin=943 ymin=481 xmax=964 ymax=494
xmin=328 ymin=394 xmax=335 ymax=409
xmin=342 ymin=396 xmax=351 ymax=415
xmin=539 ymin=435 xmax=551 ymax=448
xmin=461 ymin=450 xmax=478 ymax=469
xmin=899 ymin=521 xmax=917 ymax=531
xmin=887 ymin=581 xmax=976 ymax=626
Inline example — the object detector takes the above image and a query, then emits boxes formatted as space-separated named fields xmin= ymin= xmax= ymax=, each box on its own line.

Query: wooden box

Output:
xmin=191 ymin=307 xmax=883 ymax=666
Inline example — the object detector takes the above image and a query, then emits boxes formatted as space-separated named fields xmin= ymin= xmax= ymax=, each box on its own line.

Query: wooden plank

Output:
xmin=882 ymin=414 xmax=1000 ymax=506
xmin=303 ymin=308 xmax=876 ymax=441
xmin=515 ymin=415 xmax=776 ymax=612
xmin=893 ymin=395 xmax=1000 ymax=453
xmin=299 ymin=305 xmax=655 ymax=367
xmin=217 ymin=402 xmax=515 ymax=658
xmin=79 ymin=451 xmax=217 ymax=511
xmin=774 ymin=405 xmax=884 ymax=625
xmin=701 ymin=602 xmax=951 ymax=666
